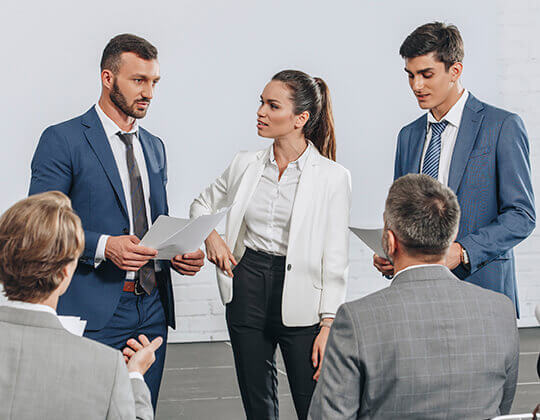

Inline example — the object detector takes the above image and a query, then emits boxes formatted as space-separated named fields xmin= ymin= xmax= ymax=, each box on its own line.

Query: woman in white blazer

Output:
xmin=190 ymin=70 xmax=351 ymax=420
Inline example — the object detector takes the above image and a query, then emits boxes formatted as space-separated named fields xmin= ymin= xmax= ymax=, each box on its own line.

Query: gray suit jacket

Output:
xmin=0 ymin=306 xmax=153 ymax=419
xmin=309 ymin=265 xmax=519 ymax=420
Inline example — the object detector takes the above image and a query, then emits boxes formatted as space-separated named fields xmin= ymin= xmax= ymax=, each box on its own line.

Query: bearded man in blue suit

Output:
xmin=29 ymin=34 xmax=205 ymax=409
xmin=374 ymin=22 xmax=535 ymax=316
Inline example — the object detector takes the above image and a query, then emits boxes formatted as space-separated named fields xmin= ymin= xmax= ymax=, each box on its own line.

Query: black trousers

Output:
xmin=226 ymin=248 xmax=319 ymax=420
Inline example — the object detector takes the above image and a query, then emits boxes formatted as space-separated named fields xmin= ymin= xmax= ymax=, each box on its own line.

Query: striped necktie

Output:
xmin=117 ymin=132 xmax=155 ymax=295
xmin=422 ymin=120 xmax=448 ymax=179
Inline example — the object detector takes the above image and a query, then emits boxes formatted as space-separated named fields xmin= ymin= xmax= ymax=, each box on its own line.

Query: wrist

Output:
xmin=319 ymin=319 xmax=333 ymax=329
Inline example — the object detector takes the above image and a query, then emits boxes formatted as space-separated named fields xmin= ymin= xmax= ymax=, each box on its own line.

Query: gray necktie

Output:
xmin=117 ymin=132 xmax=155 ymax=294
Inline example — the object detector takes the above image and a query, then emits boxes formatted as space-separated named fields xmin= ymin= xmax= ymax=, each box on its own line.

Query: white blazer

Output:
xmin=190 ymin=142 xmax=351 ymax=326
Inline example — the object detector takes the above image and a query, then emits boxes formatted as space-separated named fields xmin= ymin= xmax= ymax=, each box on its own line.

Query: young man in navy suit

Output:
xmin=374 ymin=22 xmax=535 ymax=315
xmin=29 ymin=34 xmax=205 ymax=408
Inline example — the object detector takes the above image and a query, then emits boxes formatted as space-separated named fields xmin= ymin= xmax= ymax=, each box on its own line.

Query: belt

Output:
xmin=123 ymin=279 xmax=147 ymax=296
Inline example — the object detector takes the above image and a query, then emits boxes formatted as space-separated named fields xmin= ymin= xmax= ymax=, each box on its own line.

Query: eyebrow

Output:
xmin=404 ymin=67 xmax=435 ymax=75
xmin=260 ymin=95 xmax=281 ymax=104
xmin=132 ymin=74 xmax=161 ymax=81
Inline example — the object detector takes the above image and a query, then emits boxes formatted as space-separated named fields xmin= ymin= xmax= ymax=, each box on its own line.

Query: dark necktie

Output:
xmin=422 ymin=120 xmax=448 ymax=179
xmin=117 ymin=132 xmax=155 ymax=294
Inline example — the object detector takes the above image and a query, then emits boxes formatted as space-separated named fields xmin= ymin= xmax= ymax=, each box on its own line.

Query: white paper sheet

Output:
xmin=349 ymin=227 xmax=386 ymax=258
xmin=140 ymin=207 xmax=231 ymax=260
xmin=58 ymin=315 xmax=87 ymax=336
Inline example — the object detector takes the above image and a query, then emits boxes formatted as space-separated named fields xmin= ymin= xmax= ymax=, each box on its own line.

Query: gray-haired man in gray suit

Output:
xmin=309 ymin=174 xmax=519 ymax=419
xmin=0 ymin=191 xmax=162 ymax=419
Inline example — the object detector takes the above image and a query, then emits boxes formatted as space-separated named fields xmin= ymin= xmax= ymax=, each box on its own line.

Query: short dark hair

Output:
xmin=384 ymin=174 xmax=460 ymax=257
xmin=100 ymin=34 xmax=158 ymax=73
xmin=399 ymin=22 xmax=464 ymax=70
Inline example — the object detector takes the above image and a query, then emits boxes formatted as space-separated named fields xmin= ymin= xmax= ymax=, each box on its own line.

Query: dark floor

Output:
xmin=156 ymin=328 xmax=540 ymax=419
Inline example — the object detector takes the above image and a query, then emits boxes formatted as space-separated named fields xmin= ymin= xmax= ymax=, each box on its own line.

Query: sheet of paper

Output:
xmin=349 ymin=227 xmax=386 ymax=258
xmin=140 ymin=208 xmax=231 ymax=260
xmin=58 ymin=315 xmax=87 ymax=336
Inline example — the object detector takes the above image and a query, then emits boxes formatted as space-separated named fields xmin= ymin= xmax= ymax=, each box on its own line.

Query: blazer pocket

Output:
xmin=469 ymin=147 xmax=491 ymax=158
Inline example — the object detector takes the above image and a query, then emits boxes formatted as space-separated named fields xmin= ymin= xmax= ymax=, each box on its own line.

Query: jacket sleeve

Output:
xmin=393 ymin=127 xmax=407 ymax=180
xmin=106 ymin=352 xmax=153 ymax=420
xmin=319 ymin=168 xmax=352 ymax=318
xmin=458 ymin=113 xmax=536 ymax=274
xmin=189 ymin=154 xmax=238 ymax=219
xmin=500 ymin=303 xmax=519 ymax=415
xmin=29 ymin=126 xmax=101 ymax=265
xmin=308 ymin=304 xmax=363 ymax=420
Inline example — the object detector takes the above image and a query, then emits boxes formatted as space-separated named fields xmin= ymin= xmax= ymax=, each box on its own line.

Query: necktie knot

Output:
xmin=430 ymin=120 xmax=448 ymax=137
xmin=117 ymin=132 xmax=135 ymax=147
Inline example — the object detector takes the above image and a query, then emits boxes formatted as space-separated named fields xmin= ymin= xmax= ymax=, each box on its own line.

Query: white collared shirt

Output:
xmin=243 ymin=143 xmax=311 ymax=256
xmin=393 ymin=264 xmax=446 ymax=280
xmin=0 ymin=300 xmax=145 ymax=382
xmin=420 ymin=89 xmax=469 ymax=186
xmin=94 ymin=104 xmax=153 ymax=279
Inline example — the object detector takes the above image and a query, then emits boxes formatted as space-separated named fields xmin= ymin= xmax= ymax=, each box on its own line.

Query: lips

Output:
xmin=416 ymin=93 xmax=429 ymax=100
xmin=257 ymin=119 xmax=268 ymax=127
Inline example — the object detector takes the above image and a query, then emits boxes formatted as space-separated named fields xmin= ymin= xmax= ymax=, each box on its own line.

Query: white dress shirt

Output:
xmin=94 ymin=104 xmax=153 ymax=279
xmin=0 ymin=299 xmax=145 ymax=382
xmin=420 ymin=89 xmax=469 ymax=186
xmin=243 ymin=144 xmax=310 ymax=256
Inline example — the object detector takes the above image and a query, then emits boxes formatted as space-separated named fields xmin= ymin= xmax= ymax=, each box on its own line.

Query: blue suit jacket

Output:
xmin=29 ymin=106 xmax=175 ymax=330
xmin=394 ymin=93 xmax=535 ymax=315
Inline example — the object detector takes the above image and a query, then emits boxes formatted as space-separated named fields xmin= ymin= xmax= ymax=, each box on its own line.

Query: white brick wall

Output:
xmin=169 ymin=2 xmax=540 ymax=341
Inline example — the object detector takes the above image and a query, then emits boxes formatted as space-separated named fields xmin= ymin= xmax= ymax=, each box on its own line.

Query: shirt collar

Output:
xmin=269 ymin=141 xmax=311 ymax=171
xmin=1 ymin=300 xmax=57 ymax=316
xmin=427 ymin=89 xmax=469 ymax=128
xmin=95 ymin=103 xmax=138 ymax=139
xmin=393 ymin=263 xmax=446 ymax=280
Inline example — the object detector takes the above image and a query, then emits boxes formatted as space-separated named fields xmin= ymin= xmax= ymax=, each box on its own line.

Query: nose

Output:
xmin=412 ymin=76 xmax=424 ymax=92
xmin=142 ymin=82 xmax=154 ymax=100
xmin=257 ymin=104 xmax=266 ymax=118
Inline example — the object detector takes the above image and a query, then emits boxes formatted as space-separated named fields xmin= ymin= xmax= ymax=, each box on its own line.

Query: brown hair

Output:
xmin=399 ymin=22 xmax=464 ymax=70
xmin=0 ymin=191 xmax=84 ymax=302
xmin=272 ymin=70 xmax=336 ymax=161
xmin=101 ymin=33 xmax=158 ymax=74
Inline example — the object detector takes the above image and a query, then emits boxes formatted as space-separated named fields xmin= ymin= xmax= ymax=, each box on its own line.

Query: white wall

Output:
xmin=0 ymin=1 xmax=537 ymax=341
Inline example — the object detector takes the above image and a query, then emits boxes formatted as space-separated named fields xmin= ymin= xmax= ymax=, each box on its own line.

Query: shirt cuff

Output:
xmin=128 ymin=372 xmax=145 ymax=382
xmin=320 ymin=313 xmax=336 ymax=320
xmin=94 ymin=234 xmax=110 ymax=268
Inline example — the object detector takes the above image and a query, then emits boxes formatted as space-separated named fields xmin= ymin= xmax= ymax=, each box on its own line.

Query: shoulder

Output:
xmin=229 ymin=147 xmax=267 ymax=171
xmin=315 ymin=152 xmax=351 ymax=182
xmin=468 ymin=94 xmax=522 ymax=126
xmin=399 ymin=114 xmax=426 ymax=137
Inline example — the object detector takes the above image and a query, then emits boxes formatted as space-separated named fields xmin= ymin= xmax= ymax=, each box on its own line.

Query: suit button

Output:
xmin=123 ymin=228 xmax=129 ymax=234
xmin=287 ymin=264 xmax=292 ymax=271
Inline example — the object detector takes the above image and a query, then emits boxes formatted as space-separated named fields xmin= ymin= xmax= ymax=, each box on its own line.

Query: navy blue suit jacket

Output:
xmin=29 ymin=106 xmax=175 ymax=330
xmin=394 ymin=93 xmax=535 ymax=315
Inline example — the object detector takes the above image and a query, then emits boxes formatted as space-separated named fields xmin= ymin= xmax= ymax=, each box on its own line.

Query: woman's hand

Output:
xmin=205 ymin=230 xmax=237 ymax=277
xmin=311 ymin=318 xmax=333 ymax=381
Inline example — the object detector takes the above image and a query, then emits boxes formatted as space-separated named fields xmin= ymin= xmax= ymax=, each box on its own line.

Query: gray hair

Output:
xmin=384 ymin=174 xmax=460 ymax=256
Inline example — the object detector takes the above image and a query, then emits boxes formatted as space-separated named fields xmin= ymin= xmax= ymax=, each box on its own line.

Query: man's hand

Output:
xmin=373 ymin=254 xmax=394 ymax=277
xmin=105 ymin=235 xmax=157 ymax=271
xmin=171 ymin=249 xmax=205 ymax=276
xmin=446 ymin=242 xmax=462 ymax=270
xmin=122 ymin=334 xmax=163 ymax=376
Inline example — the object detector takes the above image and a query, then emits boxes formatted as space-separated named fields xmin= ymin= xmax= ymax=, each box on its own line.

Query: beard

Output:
xmin=109 ymin=80 xmax=149 ymax=119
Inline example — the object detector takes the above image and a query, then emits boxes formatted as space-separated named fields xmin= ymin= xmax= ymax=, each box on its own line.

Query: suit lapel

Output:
xmin=409 ymin=116 xmax=427 ymax=174
xmin=82 ymin=107 xmax=128 ymax=219
xmin=287 ymin=146 xmax=319 ymax=249
xmin=226 ymin=148 xmax=269 ymax=245
xmin=448 ymin=94 xmax=484 ymax=192
xmin=138 ymin=130 xmax=163 ymax=222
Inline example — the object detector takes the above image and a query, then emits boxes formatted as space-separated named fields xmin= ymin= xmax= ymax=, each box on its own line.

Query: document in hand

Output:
xmin=349 ymin=227 xmax=386 ymax=258
xmin=140 ymin=207 xmax=231 ymax=260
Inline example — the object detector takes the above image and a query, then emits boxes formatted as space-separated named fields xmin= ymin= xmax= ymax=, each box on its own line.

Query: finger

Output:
xmin=149 ymin=336 xmax=163 ymax=351
xmin=124 ymin=252 xmax=154 ymax=262
xmin=128 ymin=235 xmax=141 ymax=244
xmin=312 ymin=343 xmax=319 ymax=368
xmin=131 ymin=244 xmax=158 ymax=257
xmin=124 ymin=355 xmax=129 ymax=364
xmin=123 ymin=347 xmax=135 ymax=357
xmin=174 ymin=256 xmax=204 ymax=267
xmin=138 ymin=334 xmax=151 ymax=347
xmin=224 ymin=259 xmax=233 ymax=278
xmin=126 ymin=338 xmax=143 ymax=351
xmin=229 ymin=253 xmax=238 ymax=266
xmin=172 ymin=260 xmax=202 ymax=272
xmin=182 ymin=249 xmax=204 ymax=260
xmin=313 ymin=366 xmax=321 ymax=381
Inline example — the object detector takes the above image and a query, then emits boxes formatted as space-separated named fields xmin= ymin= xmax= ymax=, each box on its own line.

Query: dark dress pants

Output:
xmin=226 ymin=248 xmax=319 ymax=420
xmin=84 ymin=286 xmax=168 ymax=411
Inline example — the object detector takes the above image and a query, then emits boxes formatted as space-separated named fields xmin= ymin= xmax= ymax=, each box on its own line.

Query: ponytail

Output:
xmin=272 ymin=70 xmax=337 ymax=161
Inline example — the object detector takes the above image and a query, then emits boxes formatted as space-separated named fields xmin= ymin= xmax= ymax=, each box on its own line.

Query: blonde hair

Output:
xmin=0 ymin=191 xmax=84 ymax=302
